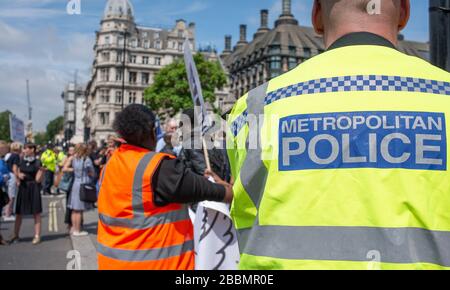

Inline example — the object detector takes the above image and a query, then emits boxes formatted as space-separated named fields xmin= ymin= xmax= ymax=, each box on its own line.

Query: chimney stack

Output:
xmin=239 ymin=24 xmax=247 ymax=43
xmin=261 ymin=9 xmax=269 ymax=29
xmin=224 ymin=35 xmax=232 ymax=52
xmin=254 ymin=10 xmax=270 ymax=39
xmin=235 ymin=24 xmax=248 ymax=49
xmin=275 ymin=0 xmax=298 ymax=27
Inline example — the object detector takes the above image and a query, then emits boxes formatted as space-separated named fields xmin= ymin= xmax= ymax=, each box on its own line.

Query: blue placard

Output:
xmin=279 ymin=111 xmax=447 ymax=171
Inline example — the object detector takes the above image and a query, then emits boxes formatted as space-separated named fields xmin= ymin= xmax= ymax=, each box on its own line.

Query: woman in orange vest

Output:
xmin=97 ymin=104 xmax=232 ymax=270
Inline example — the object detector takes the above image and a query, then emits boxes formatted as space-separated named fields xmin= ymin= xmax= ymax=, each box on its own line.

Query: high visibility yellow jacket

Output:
xmin=57 ymin=151 xmax=66 ymax=167
xmin=41 ymin=149 xmax=57 ymax=172
xmin=227 ymin=41 xmax=450 ymax=270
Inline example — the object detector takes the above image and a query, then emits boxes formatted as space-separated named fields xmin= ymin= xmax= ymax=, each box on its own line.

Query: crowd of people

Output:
xmin=0 ymin=111 xmax=231 ymax=248
xmin=0 ymin=136 xmax=121 ymax=245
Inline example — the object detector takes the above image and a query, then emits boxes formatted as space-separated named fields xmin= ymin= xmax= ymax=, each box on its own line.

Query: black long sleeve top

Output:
xmin=152 ymin=157 xmax=225 ymax=207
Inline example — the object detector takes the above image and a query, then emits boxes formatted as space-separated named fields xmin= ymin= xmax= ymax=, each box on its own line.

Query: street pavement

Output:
xmin=0 ymin=194 xmax=98 ymax=270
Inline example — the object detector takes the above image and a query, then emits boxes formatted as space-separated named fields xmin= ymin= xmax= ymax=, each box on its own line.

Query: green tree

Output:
xmin=144 ymin=54 xmax=227 ymax=117
xmin=0 ymin=110 xmax=12 ymax=141
xmin=46 ymin=116 xmax=64 ymax=143
xmin=34 ymin=132 xmax=47 ymax=146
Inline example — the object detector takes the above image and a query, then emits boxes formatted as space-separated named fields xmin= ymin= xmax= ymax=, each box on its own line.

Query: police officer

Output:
xmin=97 ymin=104 xmax=232 ymax=270
xmin=227 ymin=0 xmax=450 ymax=269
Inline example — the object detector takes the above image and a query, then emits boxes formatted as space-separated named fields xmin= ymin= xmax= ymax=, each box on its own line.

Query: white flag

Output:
xmin=183 ymin=39 xmax=211 ymax=135
xmin=193 ymin=201 xmax=240 ymax=270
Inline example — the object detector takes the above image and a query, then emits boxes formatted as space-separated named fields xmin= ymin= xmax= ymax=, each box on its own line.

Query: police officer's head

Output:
xmin=113 ymin=104 xmax=157 ymax=150
xmin=312 ymin=0 xmax=410 ymax=48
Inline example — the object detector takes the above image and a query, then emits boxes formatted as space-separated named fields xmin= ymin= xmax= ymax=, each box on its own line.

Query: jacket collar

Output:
xmin=328 ymin=32 xmax=397 ymax=51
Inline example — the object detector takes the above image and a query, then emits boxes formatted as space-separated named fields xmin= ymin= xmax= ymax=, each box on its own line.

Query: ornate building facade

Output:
xmin=221 ymin=0 xmax=431 ymax=100
xmin=85 ymin=0 xmax=196 ymax=143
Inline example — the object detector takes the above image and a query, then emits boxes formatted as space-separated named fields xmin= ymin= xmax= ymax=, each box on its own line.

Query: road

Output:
xmin=0 ymin=195 xmax=98 ymax=270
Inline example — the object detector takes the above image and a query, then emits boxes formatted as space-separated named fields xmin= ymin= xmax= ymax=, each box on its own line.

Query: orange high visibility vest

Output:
xmin=97 ymin=144 xmax=194 ymax=270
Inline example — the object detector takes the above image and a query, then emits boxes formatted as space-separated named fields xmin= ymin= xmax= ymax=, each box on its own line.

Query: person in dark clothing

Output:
xmin=9 ymin=143 xmax=45 ymax=245
xmin=178 ymin=108 xmax=232 ymax=182
xmin=108 ymin=104 xmax=232 ymax=206
xmin=88 ymin=140 xmax=102 ymax=183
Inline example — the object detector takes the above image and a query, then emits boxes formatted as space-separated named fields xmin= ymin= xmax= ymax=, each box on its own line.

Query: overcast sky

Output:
xmin=0 ymin=0 xmax=429 ymax=131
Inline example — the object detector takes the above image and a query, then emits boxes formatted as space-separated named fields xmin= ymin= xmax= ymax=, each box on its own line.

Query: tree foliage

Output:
xmin=144 ymin=54 xmax=227 ymax=117
xmin=34 ymin=132 xmax=47 ymax=146
xmin=46 ymin=116 xmax=64 ymax=143
xmin=0 ymin=111 xmax=12 ymax=141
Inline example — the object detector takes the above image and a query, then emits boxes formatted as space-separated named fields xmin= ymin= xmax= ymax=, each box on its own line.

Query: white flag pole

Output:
xmin=183 ymin=38 xmax=212 ymax=171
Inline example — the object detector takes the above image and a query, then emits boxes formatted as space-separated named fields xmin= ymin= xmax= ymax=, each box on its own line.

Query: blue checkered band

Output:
xmin=231 ymin=110 xmax=248 ymax=137
xmin=265 ymin=75 xmax=450 ymax=106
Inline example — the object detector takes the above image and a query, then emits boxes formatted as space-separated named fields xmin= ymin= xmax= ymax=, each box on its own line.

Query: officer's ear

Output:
xmin=312 ymin=0 xmax=324 ymax=35
xmin=398 ymin=0 xmax=410 ymax=31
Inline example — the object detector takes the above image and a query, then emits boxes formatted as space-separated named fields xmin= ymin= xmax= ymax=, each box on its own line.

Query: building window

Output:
xmin=289 ymin=46 xmax=297 ymax=56
xmin=99 ymin=112 xmax=110 ymax=125
xmin=155 ymin=57 xmax=161 ymax=66
xmin=288 ymin=57 xmax=297 ymax=70
xmin=102 ymin=52 xmax=110 ymax=62
xmin=155 ymin=41 xmax=161 ymax=50
xmin=178 ymin=42 xmax=183 ymax=51
xmin=131 ymin=39 xmax=137 ymax=48
xmin=144 ymin=40 xmax=150 ymax=49
xmin=270 ymin=56 xmax=281 ymax=69
xmin=303 ymin=48 xmax=311 ymax=58
xmin=142 ymin=73 xmax=149 ymax=85
xmin=115 ymin=91 xmax=122 ymax=104
xmin=128 ymin=92 xmax=137 ymax=104
xmin=178 ymin=30 xmax=184 ymax=38
xmin=104 ymin=36 xmax=110 ymax=45
xmin=116 ymin=69 xmax=123 ymax=81
xmin=100 ymin=68 xmax=109 ymax=82
xmin=270 ymin=45 xmax=281 ymax=55
xmin=154 ymin=32 xmax=160 ymax=39
xmin=129 ymin=71 xmax=137 ymax=84
xmin=143 ymin=32 xmax=148 ymax=38
xmin=118 ymin=36 xmax=124 ymax=46
xmin=100 ymin=90 xmax=110 ymax=103
xmin=117 ymin=52 xmax=123 ymax=62
xmin=270 ymin=56 xmax=282 ymax=78
xmin=129 ymin=55 xmax=137 ymax=63
xmin=142 ymin=56 xmax=149 ymax=64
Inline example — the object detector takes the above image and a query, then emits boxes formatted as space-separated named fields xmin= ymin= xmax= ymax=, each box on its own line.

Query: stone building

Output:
xmin=221 ymin=0 xmax=431 ymax=100
xmin=429 ymin=0 xmax=450 ymax=71
xmin=84 ymin=0 xmax=196 ymax=143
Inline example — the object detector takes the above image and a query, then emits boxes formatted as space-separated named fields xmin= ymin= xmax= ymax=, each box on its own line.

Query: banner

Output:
xmin=9 ymin=114 xmax=25 ymax=144
xmin=192 ymin=200 xmax=240 ymax=270
xmin=183 ymin=39 xmax=211 ymax=135
xmin=184 ymin=42 xmax=240 ymax=270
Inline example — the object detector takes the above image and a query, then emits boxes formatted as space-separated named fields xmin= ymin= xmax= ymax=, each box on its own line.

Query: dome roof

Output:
xmin=104 ymin=0 xmax=134 ymax=19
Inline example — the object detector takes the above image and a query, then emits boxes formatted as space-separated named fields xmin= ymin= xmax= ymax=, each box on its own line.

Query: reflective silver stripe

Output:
xmin=243 ymin=226 xmax=450 ymax=267
xmin=132 ymin=152 xmax=156 ymax=216
xmin=98 ymin=239 xmax=194 ymax=262
xmin=239 ymin=82 xmax=270 ymax=207
xmin=99 ymin=208 xmax=190 ymax=230
xmin=237 ymin=228 xmax=251 ymax=253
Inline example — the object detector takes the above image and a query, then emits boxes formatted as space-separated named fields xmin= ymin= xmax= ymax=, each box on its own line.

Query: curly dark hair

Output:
xmin=113 ymin=104 xmax=156 ymax=146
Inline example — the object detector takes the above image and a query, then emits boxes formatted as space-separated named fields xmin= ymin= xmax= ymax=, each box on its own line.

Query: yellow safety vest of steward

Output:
xmin=227 ymin=43 xmax=450 ymax=270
